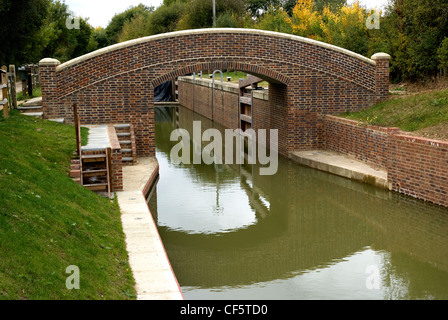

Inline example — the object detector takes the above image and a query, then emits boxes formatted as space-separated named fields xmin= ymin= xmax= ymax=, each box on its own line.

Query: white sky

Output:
xmin=65 ymin=0 xmax=390 ymax=29
xmin=65 ymin=0 xmax=164 ymax=28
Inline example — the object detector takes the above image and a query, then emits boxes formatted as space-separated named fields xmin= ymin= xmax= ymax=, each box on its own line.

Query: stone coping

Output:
xmin=290 ymin=150 xmax=390 ymax=190
xmin=106 ymin=125 xmax=122 ymax=150
xmin=80 ymin=125 xmax=111 ymax=151
xmin=46 ymin=28 xmax=378 ymax=71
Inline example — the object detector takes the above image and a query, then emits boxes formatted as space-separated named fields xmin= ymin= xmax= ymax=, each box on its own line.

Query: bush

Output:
xmin=255 ymin=7 xmax=293 ymax=34
xmin=437 ymin=37 xmax=448 ymax=76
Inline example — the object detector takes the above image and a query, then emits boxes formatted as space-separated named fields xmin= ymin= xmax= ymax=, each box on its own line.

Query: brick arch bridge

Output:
xmin=39 ymin=28 xmax=390 ymax=157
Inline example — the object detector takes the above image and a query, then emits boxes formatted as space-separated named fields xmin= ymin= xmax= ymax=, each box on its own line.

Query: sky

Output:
xmin=65 ymin=0 xmax=390 ymax=29
xmin=65 ymin=0 xmax=163 ymax=28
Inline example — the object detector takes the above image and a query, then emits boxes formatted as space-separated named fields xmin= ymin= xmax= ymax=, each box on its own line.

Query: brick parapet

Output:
xmin=371 ymin=53 xmax=391 ymax=103
xmin=107 ymin=126 xmax=123 ymax=191
xmin=324 ymin=115 xmax=448 ymax=208
xmin=39 ymin=58 xmax=60 ymax=120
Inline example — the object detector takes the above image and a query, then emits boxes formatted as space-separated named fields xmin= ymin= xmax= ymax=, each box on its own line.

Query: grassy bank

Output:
xmin=0 ymin=111 xmax=135 ymax=299
xmin=202 ymin=71 xmax=269 ymax=87
xmin=17 ymin=86 xmax=42 ymax=102
xmin=341 ymin=88 xmax=448 ymax=139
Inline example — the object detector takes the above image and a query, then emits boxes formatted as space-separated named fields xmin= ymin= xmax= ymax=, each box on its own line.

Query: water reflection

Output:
xmin=149 ymin=106 xmax=448 ymax=300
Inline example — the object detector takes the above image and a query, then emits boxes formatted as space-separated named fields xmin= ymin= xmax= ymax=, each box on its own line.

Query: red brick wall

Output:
xmin=178 ymin=77 xmax=268 ymax=129
xmin=107 ymin=126 xmax=123 ymax=191
xmin=322 ymin=115 xmax=395 ymax=169
xmin=323 ymin=115 xmax=448 ymax=208
xmin=40 ymin=29 xmax=389 ymax=157
xmin=388 ymin=135 xmax=448 ymax=208
xmin=39 ymin=60 xmax=60 ymax=119
xmin=178 ymin=77 xmax=282 ymax=154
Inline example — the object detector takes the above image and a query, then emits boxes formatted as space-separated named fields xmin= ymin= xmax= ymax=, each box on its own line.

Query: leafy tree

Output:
xmin=327 ymin=1 xmax=369 ymax=55
xmin=70 ymin=18 xmax=96 ymax=58
xmin=37 ymin=1 xmax=96 ymax=62
xmin=105 ymin=4 xmax=154 ymax=45
xmin=245 ymin=0 xmax=299 ymax=17
xmin=313 ymin=0 xmax=346 ymax=12
xmin=246 ymin=0 xmax=281 ymax=17
xmin=285 ymin=0 xmax=369 ymax=54
xmin=255 ymin=6 xmax=293 ymax=33
xmin=438 ymin=37 xmax=448 ymax=76
xmin=288 ymin=0 xmax=323 ymax=38
xmin=92 ymin=27 xmax=109 ymax=49
xmin=0 ymin=0 xmax=50 ymax=65
xmin=177 ymin=0 xmax=245 ymax=30
xmin=118 ymin=12 xmax=151 ymax=42
xmin=388 ymin=0 xmax=448 ymax=80
xmin=216 ymin=12 xmax=242 ymax=28
xmin=146 ymin=1 xmax=186 ymax=35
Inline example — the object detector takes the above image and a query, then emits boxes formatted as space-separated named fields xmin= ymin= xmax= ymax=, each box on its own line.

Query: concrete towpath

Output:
xmin=290 ymin=150 xmax=390 ymax=190
xmin=116 ymin=157 xmax=183 ymax=300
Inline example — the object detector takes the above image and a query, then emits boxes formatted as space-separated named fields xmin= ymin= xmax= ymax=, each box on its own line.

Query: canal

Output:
xmin=148 ymin=105 xmax=448 ymax=300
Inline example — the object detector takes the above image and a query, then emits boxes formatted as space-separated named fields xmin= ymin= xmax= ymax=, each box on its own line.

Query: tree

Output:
xmin=177 ymin=0 xmax=245 ymax=30
xmin=246 ymin=0 xmax=281 ymax=17
xmin=118 ymin=13 xmax=149 ymax=42
xmin=37 ymin=1 xmax=97 ymax=62
xmin=105 ymin=4 xmax=154 ymax=45
xmin=285 ymin=0 xmax=370 ymax=54
xmin=388 ymin=0 xmax=448 ymax=80
xmin=92 ymin=27 xmax=109 ymax=49
xmin=0 ymin=0 xmax=50 ymax=65
xmin=438 ymin=37 xmax=448 ymax=76
xmin=255 ymin=6 xmax=293 ymax=33
xmin=146 ymin=1 xmax=186 ymax=35
xmin=288 ymin=0 xmax=323 ymax=39
xmin=216 ymin=12 xmax=243 ymax=28
xmin=313 ymin=0 xmax=346 ymax=12
xmin=327 ymin=1 xmax=369 ymax=55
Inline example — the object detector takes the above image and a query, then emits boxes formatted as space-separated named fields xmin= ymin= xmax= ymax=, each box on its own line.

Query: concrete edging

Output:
xmin=289 ymin=150 xmax=390 ymax=190
xmin=117 ymin=158 xmax=184 ymax=300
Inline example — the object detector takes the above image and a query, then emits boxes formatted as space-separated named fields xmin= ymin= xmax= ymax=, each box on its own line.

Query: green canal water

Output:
xmin=148 ymin=106 xmax=448 ymax=300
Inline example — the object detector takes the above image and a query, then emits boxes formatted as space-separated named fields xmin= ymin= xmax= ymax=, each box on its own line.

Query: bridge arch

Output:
xmin=152 ymin=61 xmax=291 ymax=88
xmin=39 ymin=28 xmax=390 ymax=157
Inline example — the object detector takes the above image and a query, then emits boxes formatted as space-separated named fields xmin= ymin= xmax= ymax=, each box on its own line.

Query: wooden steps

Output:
xmin=238 ymin=75 xmax=262 ymax=132
xmin=80 ymin=149 xmax=112 ymax=197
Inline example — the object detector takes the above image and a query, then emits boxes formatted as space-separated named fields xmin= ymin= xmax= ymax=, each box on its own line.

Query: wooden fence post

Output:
xmin=8 ymin=65 xmax=17 ymax=110
xmin=1 ymin=66 xmax=9 ymax=119
xmin=73 ymin=104 xmax=81 ymax=157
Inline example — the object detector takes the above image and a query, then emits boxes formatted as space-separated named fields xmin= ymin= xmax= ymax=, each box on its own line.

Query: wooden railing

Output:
xmin=1 ymin=66 xmax=9 ymax=118
xmin=0 ymin=64 xmax=19 ymax=119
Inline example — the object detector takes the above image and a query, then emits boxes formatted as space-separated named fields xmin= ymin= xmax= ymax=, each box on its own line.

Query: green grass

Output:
xmin=0 ymin=110 xmax=135 ymax=300
xmin=16 ymin=86 xmax=42 ymax=102
xmin=341 ymin=88 xmax=448 ymax=132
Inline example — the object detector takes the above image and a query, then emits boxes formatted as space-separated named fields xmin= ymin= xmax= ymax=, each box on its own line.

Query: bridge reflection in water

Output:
xmin=149 ymin=106 xmax=448 ymax=300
